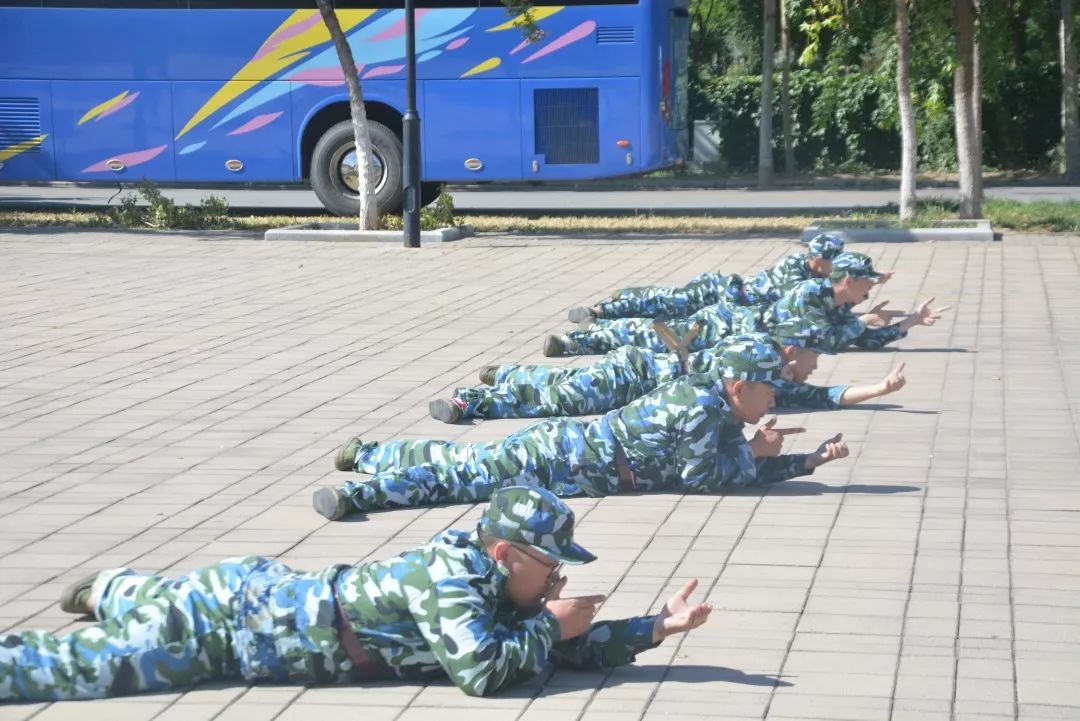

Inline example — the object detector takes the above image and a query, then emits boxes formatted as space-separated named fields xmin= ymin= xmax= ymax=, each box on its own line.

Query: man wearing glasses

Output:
xmin=315 ymin=335 xmax=850 ymax=521
xmin=0 ymin=487 xmax=712 ymax=701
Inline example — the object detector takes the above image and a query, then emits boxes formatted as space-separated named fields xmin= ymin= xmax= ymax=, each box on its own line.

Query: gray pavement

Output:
xmin=2 ymin=182 xmax=1080 ymax=215
xmin=1 ymin=229 xmax=1079 ymax=720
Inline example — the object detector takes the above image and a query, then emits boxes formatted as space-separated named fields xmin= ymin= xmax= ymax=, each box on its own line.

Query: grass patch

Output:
xmin=2 ymin=196 xmax=1080 ymax=235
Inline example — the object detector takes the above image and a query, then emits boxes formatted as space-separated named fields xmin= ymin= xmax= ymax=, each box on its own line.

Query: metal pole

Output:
xmin=402 ymin=0 xmax=421 ymax=248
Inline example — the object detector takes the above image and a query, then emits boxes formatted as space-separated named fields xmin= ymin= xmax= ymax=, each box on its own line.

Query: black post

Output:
xmin=402 ymin=0 xmax=421 ymax=247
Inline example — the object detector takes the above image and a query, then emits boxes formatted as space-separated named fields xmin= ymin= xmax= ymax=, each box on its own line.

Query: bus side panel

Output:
xmin=0 ymin=80 xmax=55 ymax=181
xmin=51 ymin=81 xmax=175 ymax=182
xmin=521 ymin=78 xmax=640 ymax=180
xmin=423 ymin=79 xmax=522 ymax=182
xmin=173 ymin=82 xmax=294 ymax=182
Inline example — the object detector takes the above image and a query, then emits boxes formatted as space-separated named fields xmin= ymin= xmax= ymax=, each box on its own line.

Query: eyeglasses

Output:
xmin=511 ymin=543 xmax=564 ymax=590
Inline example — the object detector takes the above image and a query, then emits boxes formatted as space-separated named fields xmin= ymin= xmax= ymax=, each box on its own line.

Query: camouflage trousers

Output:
xmin=595 ymin=272 xmax=747 ymax=320
xmin=563 ymin=304 xmax=759 ymax=356
xmin=455 ymin=347 xmax=683 ymax=419
xmin=338 ymin=420 xmax=621 ymax=514
xmin=0 ymin=558 xmax=352 ymax=701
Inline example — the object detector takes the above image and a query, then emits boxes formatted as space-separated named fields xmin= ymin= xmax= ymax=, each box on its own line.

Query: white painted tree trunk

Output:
xmin=896 ymin=0 xmax=917 ymax=221
xmin=316 ymin=0 xmax=378 ymax=230
xmin=759 ymin=0 xmax=776 ymax=187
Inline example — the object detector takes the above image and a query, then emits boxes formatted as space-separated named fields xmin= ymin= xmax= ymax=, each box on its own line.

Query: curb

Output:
xmin=801 ymin=219 xmax=996 ymax=243
xmin=263 ymin=223 xmax=474 ymax=243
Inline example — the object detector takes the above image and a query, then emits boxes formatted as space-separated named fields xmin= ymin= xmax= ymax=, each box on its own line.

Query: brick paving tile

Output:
xmin=2 ymin=230 xmax=1080 ymax=719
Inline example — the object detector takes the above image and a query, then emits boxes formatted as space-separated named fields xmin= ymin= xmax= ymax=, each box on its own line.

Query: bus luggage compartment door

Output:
xmin=52 ymin=81 xmax=175 ymax=181
xmin=423 ymin=79 xmax=522 ymax=182
xmin=0 ymin=80 xmax=54 ymax=181
xmin=521 ymin=78 xmax=640 ymax=180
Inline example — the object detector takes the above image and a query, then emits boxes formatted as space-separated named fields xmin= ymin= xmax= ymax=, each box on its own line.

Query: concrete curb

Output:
xmin=263 ymin=223 xmax=474 ymax=243
xmin=801 ymin=219 xmax=996 ymax=243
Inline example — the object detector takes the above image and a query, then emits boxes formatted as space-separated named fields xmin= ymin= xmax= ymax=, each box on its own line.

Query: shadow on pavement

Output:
xmin=763 ymin=482 xmax=921 ymax=496
xmin=535 ymin=664 xmax=793 ymax=696
xmin=773 ymin=403 xmax=938 ymax=415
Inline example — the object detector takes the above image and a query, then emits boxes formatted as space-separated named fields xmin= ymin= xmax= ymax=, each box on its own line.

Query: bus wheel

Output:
xmin=420 ymin=182 xmax=444 ymax=208
xmin=310 ymin=119 xmax=404 ymax=216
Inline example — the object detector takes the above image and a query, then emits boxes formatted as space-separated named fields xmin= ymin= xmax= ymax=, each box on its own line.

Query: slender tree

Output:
xmin=1062 ymin=0 xmax=1080 ymax=181
xmin=780 ymin=0 xmax=796 ymax=179
xmin=315 ymin=0 xmax=378 ymax=229
xmin=759 ymin=0 xmax=777 ymax=187
xmin=953 ymin=0 xmax=983 ymax=217
xmin=896 ymin=0 xmax=917 ymax=221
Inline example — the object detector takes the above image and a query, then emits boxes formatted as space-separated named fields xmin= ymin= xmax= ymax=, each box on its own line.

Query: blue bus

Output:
xmin=0 ymin=0 xmax=688 ymax=214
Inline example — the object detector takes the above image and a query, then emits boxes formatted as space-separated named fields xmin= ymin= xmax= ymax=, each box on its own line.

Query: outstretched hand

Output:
xmin=903 ymin=296 xmax=952 ymax=329
xmin=877 ymin=362 xmax=907 ymax=396
xmin=861 ymin=300 xmax=907 ymax=327
xmin=652 ymin=579 xmax=714 ymax=642
xmin=805 ymin=433 xmax=850 ymax=470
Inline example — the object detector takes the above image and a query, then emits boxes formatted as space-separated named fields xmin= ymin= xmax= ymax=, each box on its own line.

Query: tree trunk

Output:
xmin=972 ymin=0 xmax=983 ymax=207
xmin=315 ymin=0 xmax=378 ymax=229
xmin=780 ymin=0 xmax=795 ymax=179
xmin=953 ymin=0 xmax=982 ymax=218
xmin=896 ymin=0 xmax=917 ymax=222
xmin=758 ymin=0 xmax=776 ymax=187
xmin=1062 ymin=0 xmax=1080 ymax=181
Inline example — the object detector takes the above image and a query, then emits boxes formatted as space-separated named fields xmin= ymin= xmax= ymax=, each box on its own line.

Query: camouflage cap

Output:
xmin=806 ymin=233 xmax=845 ymax=260
xmin=769 ymin=317 xmax=837 ymax=355
xmin=714 ymin=333 xmax=788 ymax=382
xmin=830 ymin=251 xmax=882 ymax=280
xmin=479 ymin=486 xmax=596 ymax=565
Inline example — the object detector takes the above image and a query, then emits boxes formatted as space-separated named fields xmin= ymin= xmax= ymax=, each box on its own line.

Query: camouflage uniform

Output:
xmin=332 ymin=337 xmax=815 ymax=517
xmin=591 ymin=234 xmax=844 ymax=320
xmin=558 ymin=252 xmax=903 ymax=357
xmin=453 ymin=334 xmax=847 ymax=421
xmin=0 ymin=487 xmax=658 ymax=702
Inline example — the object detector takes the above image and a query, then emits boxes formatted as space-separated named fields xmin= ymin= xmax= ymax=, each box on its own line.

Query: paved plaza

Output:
xmin=1 ymin=229 xmax=1079 ymax=721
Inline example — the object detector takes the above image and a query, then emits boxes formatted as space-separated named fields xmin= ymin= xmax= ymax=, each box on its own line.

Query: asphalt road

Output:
xmin=2 ymin=182 xmax=1079 ymax=215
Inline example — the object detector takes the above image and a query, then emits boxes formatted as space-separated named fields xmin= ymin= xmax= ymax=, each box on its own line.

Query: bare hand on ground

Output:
xmin=653 ymin=579 xmax=714 ymax=642
xmin=876 ymin=362 xmax=907 ymax=396
xmin=805 ymin=433 xmax=850 ymax=469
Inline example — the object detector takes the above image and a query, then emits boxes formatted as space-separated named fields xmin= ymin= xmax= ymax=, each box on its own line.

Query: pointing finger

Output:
xmin=678 ymin=578 xmax=699 ymax=601
xmin=776 ymin=427 xmax=806 ymax=436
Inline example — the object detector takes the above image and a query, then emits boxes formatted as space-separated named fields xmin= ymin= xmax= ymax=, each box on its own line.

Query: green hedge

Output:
xmin=694 ymin=64 xmax=1062 ymax=173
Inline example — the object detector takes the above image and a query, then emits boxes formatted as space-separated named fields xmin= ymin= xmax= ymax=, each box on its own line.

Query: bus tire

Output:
xmin=420 ymin=181 xmax=444 ymax=208
xmin=310 ymin=119 xmax=404 ymax=217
